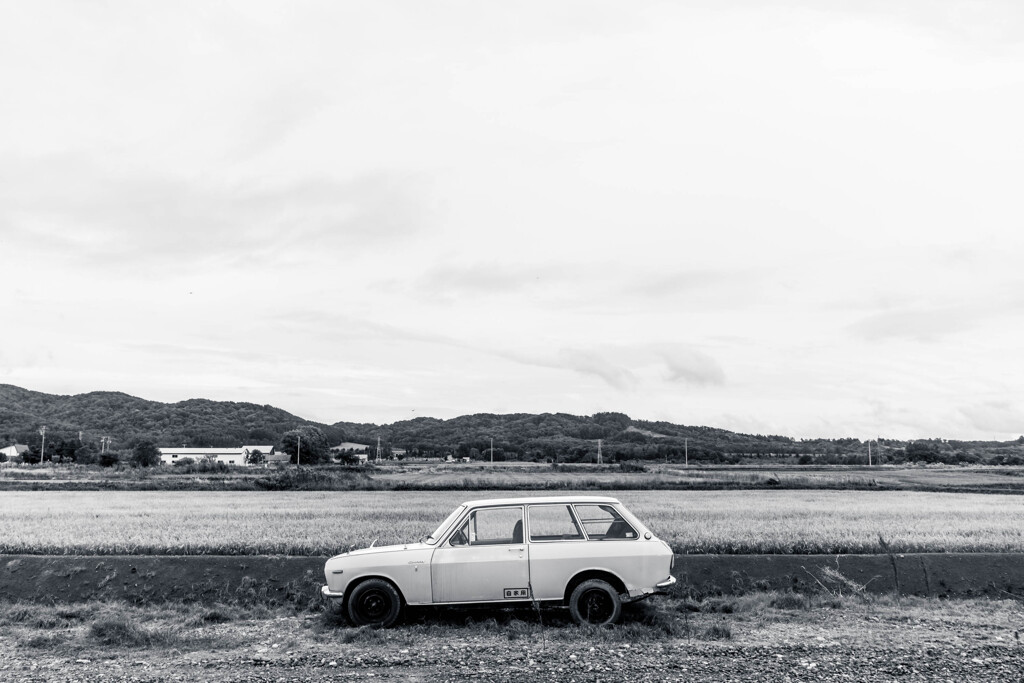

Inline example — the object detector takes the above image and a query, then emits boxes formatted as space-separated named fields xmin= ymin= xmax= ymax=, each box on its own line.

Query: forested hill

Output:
xmin=3 ymin=384 xmax=1022 ymax=464
xmin=332 ymin=412 xmax=862 ymax=462
xmin=0 ymin=384 xmax=342 ymax=449
xmin=333 ymin=413 xmax=1024 ymax=464
xmin=2 ymin=384 xmax=813 ymax=460
xmin=333 ymin=412 xmax=751 ymax=461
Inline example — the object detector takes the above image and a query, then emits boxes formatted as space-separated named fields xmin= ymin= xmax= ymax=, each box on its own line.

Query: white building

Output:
xmin=159 ymin=445 xmax=274 ymax=466
xmin=0 ymin=444 xmax=29 ymax=461
xmin=330 ymin=442 xmax=370 ymax=463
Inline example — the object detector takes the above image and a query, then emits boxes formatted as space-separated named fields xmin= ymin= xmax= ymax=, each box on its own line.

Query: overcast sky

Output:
xmin=2 ymin=1 xmax=1023 ymax=441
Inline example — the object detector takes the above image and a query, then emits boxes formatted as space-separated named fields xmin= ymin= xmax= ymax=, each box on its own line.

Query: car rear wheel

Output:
xmin=346 ymin=579 xmax=402 ymax=628
xmin=569 ymin=579 xmax=622 ymax=626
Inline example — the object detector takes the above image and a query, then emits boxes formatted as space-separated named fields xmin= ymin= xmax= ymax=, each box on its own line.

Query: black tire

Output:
xmin=346 ymin=579 xmax=403 ymax=628
xmin=569 ymin=579 xmax=622 ymax=626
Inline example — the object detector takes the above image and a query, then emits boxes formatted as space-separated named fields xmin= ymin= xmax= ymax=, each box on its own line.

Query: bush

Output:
xmin=98 ymin=451 xmax=121 ymax=467
xmin=169 ymin=458 xmax=229 ymax=474
xmin=132 ymin=441 xmax=162 ymax=467
xmin=75 ymin=445 xmax=97 ymax=465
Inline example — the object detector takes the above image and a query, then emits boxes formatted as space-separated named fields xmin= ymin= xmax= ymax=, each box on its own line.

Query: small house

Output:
xmin=0 ymin=444 xmax=29 ymax=462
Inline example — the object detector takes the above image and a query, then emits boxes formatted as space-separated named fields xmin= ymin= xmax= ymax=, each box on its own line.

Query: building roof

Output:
xmin=331 ymin=442 xmax=370 ymax=451
xmin=158 ymin=446 xmax=274 ymax=455
xmin=159 ymin=448 xmax=247 ymax=455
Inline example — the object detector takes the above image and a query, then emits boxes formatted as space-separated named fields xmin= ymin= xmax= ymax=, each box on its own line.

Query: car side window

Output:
xmin=573 ymin=504 xmax=637 ymax=540
xmin=449 ymin=520 xmax=470 ymax=546
xmin=528 ymin=504 xmax=584 ymax=542
xmin=450 ymin=507 xmax=523 ymax=546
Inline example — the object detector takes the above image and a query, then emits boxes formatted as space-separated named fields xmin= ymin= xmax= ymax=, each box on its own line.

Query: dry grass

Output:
xmin=1 ymin=489 xmax=1022 ymax=555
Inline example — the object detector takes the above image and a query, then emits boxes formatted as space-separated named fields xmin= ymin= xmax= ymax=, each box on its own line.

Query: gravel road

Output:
xmin=3 ymin=639 xmax=1022 ymax=682
xmin=2 ymin=599 xmax=1021 ymax=682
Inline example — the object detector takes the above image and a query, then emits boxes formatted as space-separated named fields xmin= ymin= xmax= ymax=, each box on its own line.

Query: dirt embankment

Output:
xmin=0 ymin=556 xmax=324 ymax=607
xmin=3 ymin=553 xmax=1023 ymax=606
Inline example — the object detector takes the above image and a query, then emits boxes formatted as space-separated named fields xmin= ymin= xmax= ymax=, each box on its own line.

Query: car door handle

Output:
xmin=508 ymin=547 xmax=524 ymax=552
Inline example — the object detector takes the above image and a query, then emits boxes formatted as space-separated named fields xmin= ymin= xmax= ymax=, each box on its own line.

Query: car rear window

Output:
xmin=572 ymin=504 xmax=637 ymax=540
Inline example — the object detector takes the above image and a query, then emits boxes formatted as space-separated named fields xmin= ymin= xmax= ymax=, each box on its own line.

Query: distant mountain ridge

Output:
xmin=0 ymin=384 xmax=772 ymax=458
xmin=2 ymin=384 xmax=1021 ymax=465
xmin=0 ymin=384 xmax=340 ymax=449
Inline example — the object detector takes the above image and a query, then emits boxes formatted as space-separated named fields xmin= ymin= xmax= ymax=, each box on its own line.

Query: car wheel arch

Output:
xmin=563 ymin=569 xmax=627 ymax=605
xmin=344 ymin=575 xmax=407 ymax=609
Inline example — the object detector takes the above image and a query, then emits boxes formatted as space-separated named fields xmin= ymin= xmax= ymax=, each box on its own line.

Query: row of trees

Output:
xmin=5 ymin=407 xmax=1023 ymax=468
xmin=9 ymin=439 xmax=163 ymax=468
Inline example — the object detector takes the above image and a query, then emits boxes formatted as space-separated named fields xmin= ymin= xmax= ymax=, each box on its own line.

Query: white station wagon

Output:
xmin=321 ymin=495 xmax=676 ymax=627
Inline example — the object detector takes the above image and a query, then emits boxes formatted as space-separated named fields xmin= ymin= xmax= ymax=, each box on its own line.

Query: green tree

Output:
xmin=280 ymin=426 xmax=331 ymax=465
xmin=246 ymin=449 xmax=265 ymax=465
xmin=99 ymin=450 xmax=121 ymax=467
xmin=132 ymin=441 xmax=162 ymax=467
xmin=75 ymin=444 xmax=98 ymax=465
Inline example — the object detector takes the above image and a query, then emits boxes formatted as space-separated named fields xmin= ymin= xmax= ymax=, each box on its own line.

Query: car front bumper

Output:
xmin=656 ymin=575 xmax=677 ymax=591
xmin=321 ymin=585 xmax=345 ymax=600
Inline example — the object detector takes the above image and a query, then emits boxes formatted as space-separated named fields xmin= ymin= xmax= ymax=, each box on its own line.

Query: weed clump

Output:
xmin=703 ymin=622 xmax=732 ymax=640
xmin=19 ymin=633 xmax=66 ymax=649
xmin=770 ymin=592 xmax=811 ymax=610
xmin=199 ymin=609 xmax=235 ymax=624
xmin=700 ymin=598 xmax=736 ymax=614
xmin=89 ymin=617 xmax=165 ymax=647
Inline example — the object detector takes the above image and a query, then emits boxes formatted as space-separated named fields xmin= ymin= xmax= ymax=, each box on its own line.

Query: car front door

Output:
xmin=430 ymin=505 xmax=530 ymax=603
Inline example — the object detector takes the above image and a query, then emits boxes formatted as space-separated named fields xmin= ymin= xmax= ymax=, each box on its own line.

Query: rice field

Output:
xmin=1 ymin=489 xmax=1022 ymax=556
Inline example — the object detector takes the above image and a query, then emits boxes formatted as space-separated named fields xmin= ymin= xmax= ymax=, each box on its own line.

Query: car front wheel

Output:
xmin=569 ymin=579 xmax=622 ymax=626
xmin=346 ymin=579 xmax=402 ymax=628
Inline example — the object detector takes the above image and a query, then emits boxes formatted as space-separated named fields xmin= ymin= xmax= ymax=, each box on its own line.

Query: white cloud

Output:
xmin=959 ymin=402 xmax=1024 ymax=437
xmin=3 ymin=1 xmax=1024 ymax=440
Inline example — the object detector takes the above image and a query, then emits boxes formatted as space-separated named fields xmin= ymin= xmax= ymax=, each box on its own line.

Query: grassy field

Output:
xmin=2 ymin=489 xmax=1022 ymax=556
xmin=373 ymin=463 xmax=1024 ymax=493
xmin=4 ymin=463 xmax=1024 ymax=494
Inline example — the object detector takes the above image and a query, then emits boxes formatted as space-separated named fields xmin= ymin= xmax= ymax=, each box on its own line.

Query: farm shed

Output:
xmin=158 ymin=445 xmax=275 ymax=466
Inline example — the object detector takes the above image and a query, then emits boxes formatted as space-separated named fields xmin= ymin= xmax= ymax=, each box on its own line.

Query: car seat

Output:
xmin=605 ymin=520 xmax=632 ymax=539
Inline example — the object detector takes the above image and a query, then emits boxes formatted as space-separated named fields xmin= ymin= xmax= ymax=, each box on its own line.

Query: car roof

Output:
xmin=460 ymin=495 xmax=621 ymax=508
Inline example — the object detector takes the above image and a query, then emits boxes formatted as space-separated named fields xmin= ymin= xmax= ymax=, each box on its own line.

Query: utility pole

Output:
xmin=376 ymin=437 xmax=382 ymax=463
xmin=38 ymin=426 xmax=46 ymax=464
xmin=685 ymin=438 xmax=688 ymax=467
xmin=868 ymin=440 xmax=872 ymax=466
xmin=490 ymin=438 xmax=494 ymax=463
xmin=597 ymin=439 xmax=602 ymax=465
xmin=297 ymin=435 xmax=301 ymax=468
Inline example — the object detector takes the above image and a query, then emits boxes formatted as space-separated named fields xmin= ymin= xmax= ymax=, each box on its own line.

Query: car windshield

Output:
xmin=424 ymin=505 xmax=466 ymax=544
